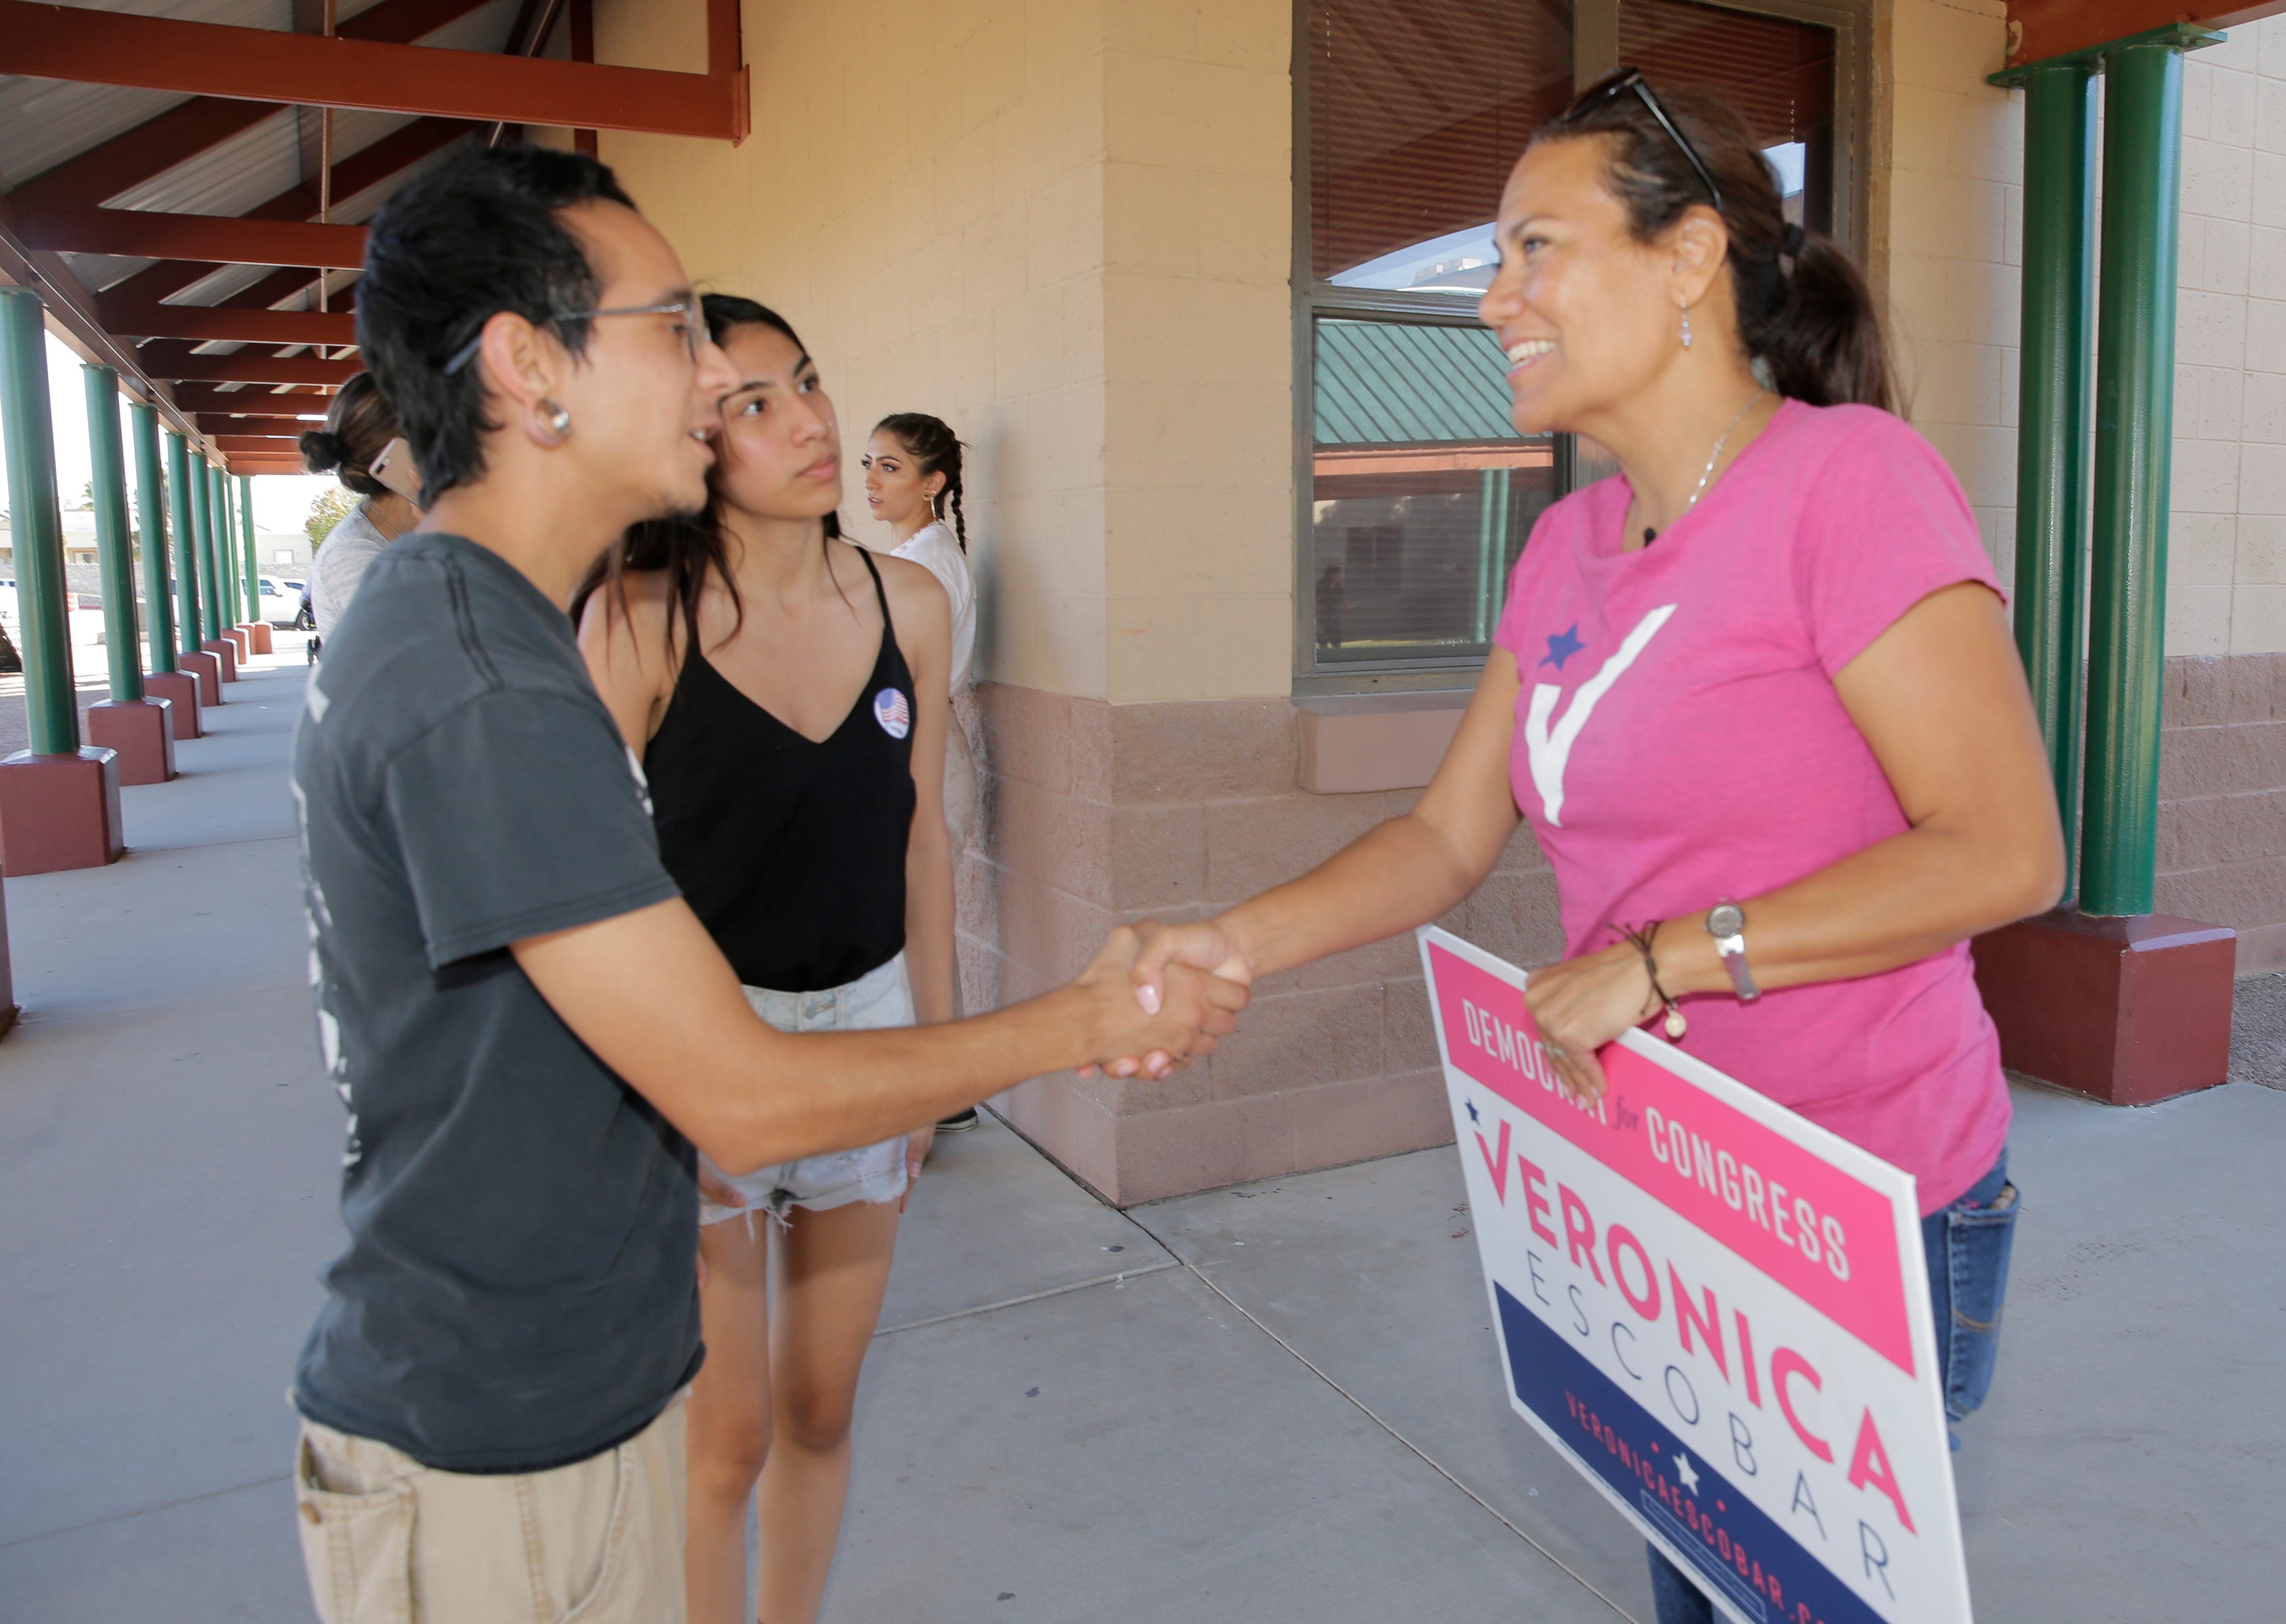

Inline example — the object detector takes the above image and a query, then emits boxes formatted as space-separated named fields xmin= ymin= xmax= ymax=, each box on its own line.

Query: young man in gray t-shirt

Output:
xmin=290 ymin=146 xmax=1242 ymax=1621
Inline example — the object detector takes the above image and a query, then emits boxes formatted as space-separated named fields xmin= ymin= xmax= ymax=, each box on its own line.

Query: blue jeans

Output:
xmin=1647 ymin=1152 xmax=2019 ymax=1623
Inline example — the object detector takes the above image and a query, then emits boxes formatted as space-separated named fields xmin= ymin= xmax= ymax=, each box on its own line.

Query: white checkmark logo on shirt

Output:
xmin=1523 ymin=603 xmax=1677 ymax=827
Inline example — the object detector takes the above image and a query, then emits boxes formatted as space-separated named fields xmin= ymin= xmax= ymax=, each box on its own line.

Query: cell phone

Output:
xmin=369 ymin=436 xmax=423 ymax=505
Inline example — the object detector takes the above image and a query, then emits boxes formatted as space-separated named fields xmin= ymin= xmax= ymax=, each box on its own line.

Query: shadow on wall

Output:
xmin=2232 ymin=974 xmax=2286 ymax=1089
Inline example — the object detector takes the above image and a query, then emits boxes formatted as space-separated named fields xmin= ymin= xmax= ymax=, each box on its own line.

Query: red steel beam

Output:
xmin=0 ymin=2 xmax=743 ymax=139
xmin=215 ymin=434 xmax=308 ymax=453
xmin=18 ymin=209 xmax=367 ymax=269
xmin=198 ymin=414 xmax=325 ymax=438
xmin=93 ymin=117 xmax=464 ymax=312
xmin=0 ymin=196 xmax=216 ymax=454
xmin=2007 ymin=1 xmax=2286 ymax=65
xmin=105 ymin=304 xmax=357 ymax=344
xmin=227 ymin=459 xmax=313 ymax=475
xmin=172 ymin=382 xmax=337 ymax=413
xmin=4 ymin=0 xmax=492 ymax=213
xmin=144 ymin=351 xmax=363 ymax=386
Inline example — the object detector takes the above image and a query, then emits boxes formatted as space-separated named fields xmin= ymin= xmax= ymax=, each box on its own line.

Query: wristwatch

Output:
xmin=1705 ymin=901 xmax=1761 ymax=1002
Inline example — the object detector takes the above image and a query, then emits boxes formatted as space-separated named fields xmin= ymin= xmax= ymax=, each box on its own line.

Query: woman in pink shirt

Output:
xmin=1121 ymin=73 xmax=2062 ymax=1624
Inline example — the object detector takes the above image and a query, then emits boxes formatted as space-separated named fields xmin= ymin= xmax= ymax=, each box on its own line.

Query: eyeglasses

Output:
xmin=1554 ymin=67 xmax=1723 ymax=214
xmin=441 ymin=300 xmax=703 ymax=376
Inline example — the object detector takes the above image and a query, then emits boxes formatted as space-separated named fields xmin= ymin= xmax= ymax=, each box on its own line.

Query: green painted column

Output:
xmin=186 ymin=451 xmax=216 ymax=639
xmin=0 ymin=288 xmax=80 ymax=755
xmin=211 ymin=465 xmax=236 ymax=625
xmin=2009 ymin=61 xmax=2098 ymax=905
xmin=1474 ymin=466 xmax=1510 ymax=644
xmin=239 ymin=476 xmax=260 ymax=625
xmin=204 ymin=464 xmax=228 ymax=638
xmin=130 ymin=403 xmax=177 ymax=675
xmin=165 ymin=430 xmax=202 ymax=657
xmin=82 ymin=366 xmax=143 ymax=703
xmin=2082 ymin=39 xmax=2189 ymax=916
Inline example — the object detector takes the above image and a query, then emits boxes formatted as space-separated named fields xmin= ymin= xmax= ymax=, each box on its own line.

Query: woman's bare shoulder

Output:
xmin=578 ymin=564 xmax=679 ymax=660
xmin=874 ymin=550 xmax=950 ymax=621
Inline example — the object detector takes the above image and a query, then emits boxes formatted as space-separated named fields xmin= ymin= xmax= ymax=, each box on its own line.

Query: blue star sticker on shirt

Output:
xmin=1542 ymin=624 xmax=1584 ymax=670
xmin=1466 ymin=1099 xmax=1480 ymax=1124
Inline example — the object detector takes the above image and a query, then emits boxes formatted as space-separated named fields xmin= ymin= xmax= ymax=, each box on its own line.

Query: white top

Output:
xmin=890 ymin=520 xmax=975 ymax=694
xmin=313 ymin=504 xmax=397 ymax=635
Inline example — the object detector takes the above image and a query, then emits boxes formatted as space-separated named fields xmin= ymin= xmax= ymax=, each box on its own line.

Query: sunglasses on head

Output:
xmin=1554 ymin=67 xmax=1724 ymax=214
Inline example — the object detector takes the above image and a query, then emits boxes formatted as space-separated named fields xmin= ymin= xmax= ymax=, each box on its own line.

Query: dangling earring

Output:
xmin=1679 ymin=305 xmax=1694 ymax=351
xmin=536 ymin=399 xmax=573 ymax=443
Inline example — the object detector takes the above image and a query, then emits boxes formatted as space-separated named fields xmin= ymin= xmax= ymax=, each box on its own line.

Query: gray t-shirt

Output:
xmin=290 ymin=532 xmax=698 ymax=1473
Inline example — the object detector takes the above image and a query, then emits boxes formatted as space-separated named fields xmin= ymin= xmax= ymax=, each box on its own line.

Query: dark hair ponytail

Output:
xmin=573 ymin=293 xmax=845 ymax=654
xmin=874 ymin=411 xmax=967 ymax=554
xmin=1531 ymin=80 xmax=1894 ymax=413
xmin=298 ymin=371 xmax=401 ymax=497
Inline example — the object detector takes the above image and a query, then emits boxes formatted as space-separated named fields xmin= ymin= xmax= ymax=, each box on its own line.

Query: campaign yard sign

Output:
xmin=1418 ymin=926 xmax=1972 ymax=1624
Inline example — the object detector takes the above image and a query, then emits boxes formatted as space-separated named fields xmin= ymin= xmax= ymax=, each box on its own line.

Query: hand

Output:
xmin=1073 ymin=924 xmax=1249 ymax=1078
xmin=1519 ymin=939 xmax=1663 ymax=1107
xmin=696 ymin=1160 xmax=746 ymax=1212
xmin=900 ymin=1126 xmax=935 ymax=1212
xmin=1082 ymin=917 xmax=1257 ymax=1079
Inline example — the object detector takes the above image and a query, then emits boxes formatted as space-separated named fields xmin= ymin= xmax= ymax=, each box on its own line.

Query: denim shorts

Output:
xmin=696 ymin=954 xmax=914 ymax=1227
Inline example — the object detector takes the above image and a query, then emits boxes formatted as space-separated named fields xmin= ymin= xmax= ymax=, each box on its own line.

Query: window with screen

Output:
xmin=1298 ymin=0 xmax=1851 ymax=686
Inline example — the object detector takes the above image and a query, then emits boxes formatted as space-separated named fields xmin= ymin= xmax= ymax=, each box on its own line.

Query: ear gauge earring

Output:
xmin=1680 ymin=306 xmax=1695 ymax=350
xmin=536 ymin=399 xmax=573 ymax=443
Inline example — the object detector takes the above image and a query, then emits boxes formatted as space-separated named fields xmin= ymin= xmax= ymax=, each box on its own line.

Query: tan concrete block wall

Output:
xmin=960 ymin=681 xmax=1560 ymax=1205
xmin=2159 ymin=653 xmax=2286 ymax=969
xmin=589 ymin=0 xmax=1296 ymax=706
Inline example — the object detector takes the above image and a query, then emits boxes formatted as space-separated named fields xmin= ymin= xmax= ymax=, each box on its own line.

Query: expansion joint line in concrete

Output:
xmin=0 ymin=1469 xmax=290 ymax=1552
xmin=1122 ymin=1211 xmax=1636 ymax=1623
xmin=872 ymin=1259 xmax=1182 ymax=1338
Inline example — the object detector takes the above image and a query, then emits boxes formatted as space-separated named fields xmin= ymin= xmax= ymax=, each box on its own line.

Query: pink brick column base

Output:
xmin=0 ymin=748 xmax=125 ymax=875
xmin=178 ymin=651 xmax=223 ymax=706
xmin=86 ymin=699 xmax=176 ymax=786
xmin=202 ymin=637 xmax=240 ymax=681
xmin=143 ymin=672 xmax=202 ymax=739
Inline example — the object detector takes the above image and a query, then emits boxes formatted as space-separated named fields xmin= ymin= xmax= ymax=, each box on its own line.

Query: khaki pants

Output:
xmin=293 ymin=1403 xmax=687 ymax=1624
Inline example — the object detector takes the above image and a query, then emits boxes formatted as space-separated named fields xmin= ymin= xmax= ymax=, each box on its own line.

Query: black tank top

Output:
xmin=645 ymin=546 xmax=918 ymax=992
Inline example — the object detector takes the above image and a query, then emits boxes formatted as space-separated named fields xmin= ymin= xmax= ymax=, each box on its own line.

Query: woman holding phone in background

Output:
xmin=298 ymin=371 xmax=423 ymax=644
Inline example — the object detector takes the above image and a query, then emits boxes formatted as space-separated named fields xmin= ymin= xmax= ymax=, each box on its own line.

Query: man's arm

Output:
xmin=512 ymin=898 xmax=1243 ymax=1173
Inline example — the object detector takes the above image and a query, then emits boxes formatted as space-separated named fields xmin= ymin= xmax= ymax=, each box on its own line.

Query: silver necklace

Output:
xmin=1640 ymin=386 xmax=1767 ymax=545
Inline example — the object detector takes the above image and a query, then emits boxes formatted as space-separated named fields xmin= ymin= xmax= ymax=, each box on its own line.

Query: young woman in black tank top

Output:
xmin=577 ymin=298 xmax=955 ymax=1624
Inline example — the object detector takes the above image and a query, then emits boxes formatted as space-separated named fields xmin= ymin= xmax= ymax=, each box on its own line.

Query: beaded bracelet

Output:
xmin=1618 ymin=920 xmax=1687 ymax=1041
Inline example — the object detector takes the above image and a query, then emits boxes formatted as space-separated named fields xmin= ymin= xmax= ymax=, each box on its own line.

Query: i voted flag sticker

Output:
xmin=873 ymin=687 xmax=912 ymax=740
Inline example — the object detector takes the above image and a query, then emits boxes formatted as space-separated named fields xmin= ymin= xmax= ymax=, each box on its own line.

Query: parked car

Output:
xmin=0 ymin=579 xmax=93 ymax=627
xmin=258 ymin=576 xmax=310 ymax=628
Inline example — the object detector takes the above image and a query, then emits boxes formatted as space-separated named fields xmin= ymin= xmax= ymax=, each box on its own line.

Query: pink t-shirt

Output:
xmin=1492 ymin=399 xmax=2008 ymax=1215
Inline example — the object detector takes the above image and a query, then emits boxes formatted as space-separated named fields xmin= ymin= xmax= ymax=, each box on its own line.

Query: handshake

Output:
xmin=1070 ymin=918 xmax=1255 ymax=1081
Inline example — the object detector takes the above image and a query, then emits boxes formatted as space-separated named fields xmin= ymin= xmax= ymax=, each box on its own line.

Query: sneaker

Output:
xmin=935 ymin=1107 xmax=980 ymax=1132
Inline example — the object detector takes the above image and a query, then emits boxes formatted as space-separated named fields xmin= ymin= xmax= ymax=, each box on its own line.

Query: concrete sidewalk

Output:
xmin=2 ymin=646 xmax=2279 ymax=1622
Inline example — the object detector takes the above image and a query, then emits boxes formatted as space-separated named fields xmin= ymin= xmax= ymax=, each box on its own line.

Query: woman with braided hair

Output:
xmin=863 ymin=411 xmax=985 ymax=1129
